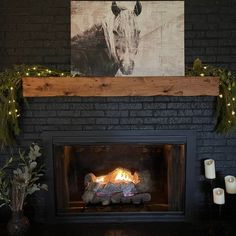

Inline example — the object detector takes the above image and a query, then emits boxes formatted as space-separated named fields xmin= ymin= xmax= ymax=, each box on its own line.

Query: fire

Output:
xmin=95 ymin=176 xmax=105 ymax=183
xmin=94 ymin=168 xmax=140 ymax=185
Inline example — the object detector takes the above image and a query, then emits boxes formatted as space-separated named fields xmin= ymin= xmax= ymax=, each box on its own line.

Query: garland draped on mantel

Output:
xmin=0 ymin=59 xmax=235 ymax=149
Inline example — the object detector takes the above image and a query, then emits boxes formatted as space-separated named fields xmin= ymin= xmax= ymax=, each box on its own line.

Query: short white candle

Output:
xmin=224 ymin=175 xmax=236 ymax=194
xmin=213 ymin=188 xmax=225 ymax=205
xmin=204 ymin=159 xmax=216 ymax=179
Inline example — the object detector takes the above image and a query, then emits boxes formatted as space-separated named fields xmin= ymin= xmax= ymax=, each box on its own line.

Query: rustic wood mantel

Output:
xmin=22 ymin=76 xmax=219 ymax=97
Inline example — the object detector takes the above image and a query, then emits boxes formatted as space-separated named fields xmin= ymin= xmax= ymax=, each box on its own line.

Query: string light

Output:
xmin=228 ymin=120 xmax=231 ymax=124
xmin=15 ymin=109 xmax=18 ymax=113
xmin=228 ymin=87 xmax=231 ymax=91
xmin=13 ymin=100 xmax=15 ymax=103
xmin=204 ymin=66 xmax=207 ymax=69
xmin=8 ymin=100 xmax=11 ymax=104
xmin=227 ymin=103 xmax=231 ymax=107
xmin=8 ymin=111 xmax=12 ymax=115
xmin=219 ymin=94 xmax=223 ymax=98
xmin=48 ymin=70 xmax=52 ymax=74
xmin=200 ymin=73 xmax=204 ymax=77
xmin=233 ymin=98 xmax=235 ymax=101
xmin=10 ymin=87 xmax=13 ymax=91
xmin=37 ymin=73 xmax=41 ymax=76
xmin=17 ymin=114 xmax=20 ymax=117
xmin=33 ymin=67 xmax=37 ymax=70
xmin=61 ymin=73 xmax=64 ymax=76
xmin=26 ymin=72 xmax=29 ymax=76
xmin=232 ymin=111 xmax=235 ymax=115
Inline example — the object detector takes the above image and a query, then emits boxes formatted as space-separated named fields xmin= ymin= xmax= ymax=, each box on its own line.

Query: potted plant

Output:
xmin=0 ymin=143 xmax=47 ymax=235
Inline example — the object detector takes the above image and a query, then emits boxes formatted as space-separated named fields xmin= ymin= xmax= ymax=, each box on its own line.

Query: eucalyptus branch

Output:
xmin=0 ymin=143 xmax=48 ymax=211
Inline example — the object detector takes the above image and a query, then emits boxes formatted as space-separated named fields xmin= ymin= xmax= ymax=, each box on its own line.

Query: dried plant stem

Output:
xmin=11 ymin=179 xmax=26 ymax=212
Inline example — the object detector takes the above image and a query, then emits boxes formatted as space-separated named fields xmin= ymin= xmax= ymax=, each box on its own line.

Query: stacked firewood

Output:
xmin=82 ymin=168 xmax=151 ymax=206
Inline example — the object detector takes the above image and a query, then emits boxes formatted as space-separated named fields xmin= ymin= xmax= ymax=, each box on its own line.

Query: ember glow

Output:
xmin=94 ymin=168 xmax=140 ymax=185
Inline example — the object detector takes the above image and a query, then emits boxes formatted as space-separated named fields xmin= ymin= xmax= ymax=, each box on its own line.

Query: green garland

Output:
xmin=0 ymin=60 xmax=235 ymax=149
xmin=186 ymin=58 xmax=236 ymax=133
xmin=0 ymin=65 xmax=69 ymax=149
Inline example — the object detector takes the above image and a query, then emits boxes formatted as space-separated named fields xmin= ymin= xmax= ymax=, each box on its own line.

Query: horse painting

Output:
xmin=71 ymin=1 xmax=142 ymax=76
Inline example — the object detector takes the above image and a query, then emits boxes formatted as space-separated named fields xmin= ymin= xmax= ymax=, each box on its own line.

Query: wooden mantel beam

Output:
xmin=22 ymin=76 xmax=219 ymax=97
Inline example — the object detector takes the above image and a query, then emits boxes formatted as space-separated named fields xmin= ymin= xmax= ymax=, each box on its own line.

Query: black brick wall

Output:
xmin=0 ymin=0 xmax=236 ymax=222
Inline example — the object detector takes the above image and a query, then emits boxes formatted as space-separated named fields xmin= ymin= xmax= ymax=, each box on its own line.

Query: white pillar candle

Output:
xmin=204 ymin=159 xmax=216 ymax=179
xmin=224 ymin=175 xmax=236 ymax=194
xmin=213 ymin=188 xmax=225 ymax=205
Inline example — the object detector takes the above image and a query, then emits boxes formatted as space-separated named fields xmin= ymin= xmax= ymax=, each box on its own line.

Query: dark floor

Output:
xmin=0 ymin=221 xmax=236 ymax=236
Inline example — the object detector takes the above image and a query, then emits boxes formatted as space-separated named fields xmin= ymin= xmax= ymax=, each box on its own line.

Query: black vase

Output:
xmin=7 ymin=211 xmax=30 ymax=236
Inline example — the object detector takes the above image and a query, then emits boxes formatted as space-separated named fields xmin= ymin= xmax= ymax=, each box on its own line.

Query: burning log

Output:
xmin=82 ymin=167 xmax=151 ymax=205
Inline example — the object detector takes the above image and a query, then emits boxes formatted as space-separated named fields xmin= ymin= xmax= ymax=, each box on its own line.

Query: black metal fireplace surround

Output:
xmin=43 ymin=130 xmax=196 ymax=223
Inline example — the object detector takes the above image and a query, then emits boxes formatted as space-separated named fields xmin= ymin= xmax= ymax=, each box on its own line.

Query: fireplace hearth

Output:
xmin=43 ymin=130 xmax=196 ymax=223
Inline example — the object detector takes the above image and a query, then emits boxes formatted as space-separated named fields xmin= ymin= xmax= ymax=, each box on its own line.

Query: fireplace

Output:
xmin=43 ymin=130 xmax=196 ymax=223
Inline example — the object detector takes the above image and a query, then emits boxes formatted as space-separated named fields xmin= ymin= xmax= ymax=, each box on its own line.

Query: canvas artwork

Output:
xmin=71 ymin=1 xmax=184 ymax=76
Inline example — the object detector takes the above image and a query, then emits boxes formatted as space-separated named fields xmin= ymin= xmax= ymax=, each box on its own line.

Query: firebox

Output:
xmin=43 ymin=131 xmax=196 ymax=223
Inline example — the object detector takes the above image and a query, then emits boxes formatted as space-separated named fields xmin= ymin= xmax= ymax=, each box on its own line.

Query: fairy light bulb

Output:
xmin=227 ymin=103 xmax=231 ymax=107
xmin=26 ymin=72 xmax=29 ymax=76
xmin=10 ymin=87 xmax=13 ymax=91
xmin=8 ymin=111 xmax=12 ymax=115
xmin=8 ymin=100 xmax=11 ymax=104
xmin=17 ymin=114 xmax=20 ymax=117
xmin=37 ymin=73 xmax=41 ymax=76
xmin=200 ymin=73 xmax=205 ymax=77
xmin=232 ymin=111 xmax=235 ymax=115
xmin=228 ymin=120 xmax=231 ymax=124
xmin=61 ymin=73 xmax=64 ymax=76
xmin=33 ymin=67 xmax=37 ymax=70
xmin=48 ymin=70 xmax=52 ymax=74
xmin=13 ymin=100 xmax=15 ymax=103
xmin=233 ymin=98 xmax=235 ymax=101
xmin=204 ymin=66 xmax=207 ymax=69
xmin=219 ymin=94 xmax=223 ymax=98
xmin=15 ymin=109 xmax=18 ymax=113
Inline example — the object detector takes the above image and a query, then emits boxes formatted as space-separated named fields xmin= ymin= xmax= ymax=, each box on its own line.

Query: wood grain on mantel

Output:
xmin=22 ymin=76 xmax=219 ymax=97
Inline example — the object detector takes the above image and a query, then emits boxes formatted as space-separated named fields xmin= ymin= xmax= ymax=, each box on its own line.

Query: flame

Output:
xmin=94 ymin=168 xmax=140 ymax=185
xmin=115 ymin=169 xmax=133 ymax=182
xmin=96 ymin=176 xmax=105 ymax=183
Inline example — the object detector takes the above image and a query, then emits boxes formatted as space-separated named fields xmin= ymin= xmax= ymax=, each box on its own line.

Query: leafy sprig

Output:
xmin=0 ymin=143 xmax=47 ymax=211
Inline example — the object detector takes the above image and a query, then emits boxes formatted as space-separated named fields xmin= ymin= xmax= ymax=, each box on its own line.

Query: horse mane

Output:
xmin=102 ymin=9 xmax=138 ymax=63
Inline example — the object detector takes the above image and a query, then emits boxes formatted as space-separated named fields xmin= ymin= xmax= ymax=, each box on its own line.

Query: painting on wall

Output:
xmin=71 ymin=1 xmax=184 ymax=76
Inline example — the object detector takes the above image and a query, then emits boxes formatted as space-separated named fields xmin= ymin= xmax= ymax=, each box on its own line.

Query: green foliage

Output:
xmin=186 ymin=58 xmax=236 ymax=133
xmin=0 ymin=143 xmax=47 ymax=211
xmin=0 ymin=65 xmax=24 ymax=149
xmin=0 ymin=65 xmax=69 ymax=149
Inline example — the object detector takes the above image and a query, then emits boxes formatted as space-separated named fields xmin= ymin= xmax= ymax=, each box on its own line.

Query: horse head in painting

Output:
xmin=107 ymin=1 xmax=142 ymax=75
xmin=71 ymin=1 xmax=142 ymax=76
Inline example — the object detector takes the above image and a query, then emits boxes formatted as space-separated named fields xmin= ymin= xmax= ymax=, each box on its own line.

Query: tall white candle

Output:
xmin=204 ymin=159 xmax=216 ymax=179
xmin=213 ymin=188 xmax=225 ymax=205
xmin=224 ymin=175 xmax=236 ymax=194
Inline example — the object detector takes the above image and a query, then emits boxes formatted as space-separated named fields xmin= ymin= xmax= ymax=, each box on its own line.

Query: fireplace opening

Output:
xmin=44 ymin=130 xmax=195 ymax=222
xmin=54 ymin=143 xmax=185 ymax=215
